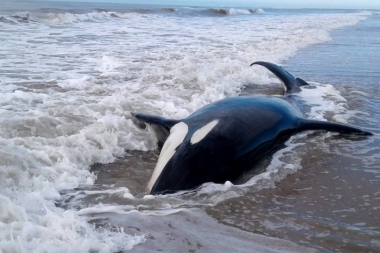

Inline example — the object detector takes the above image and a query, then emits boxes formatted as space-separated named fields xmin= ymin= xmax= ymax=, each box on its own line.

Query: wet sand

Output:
xmin=81 ymin=129 xmax=379 ymax=253
xmin=90 ymin=209 xmax=319 ymax=253
xmin=207 ymin=134 xmax=380 ymax=253
xmin=83 ymin=154 xmax=320 ymax=253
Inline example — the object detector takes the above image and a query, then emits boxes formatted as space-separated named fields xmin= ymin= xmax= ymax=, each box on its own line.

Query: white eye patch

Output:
xmin=190 ymin=120 xmax=219 ymax=145
xmin=147 ymin=122 xmax=188 ymax=192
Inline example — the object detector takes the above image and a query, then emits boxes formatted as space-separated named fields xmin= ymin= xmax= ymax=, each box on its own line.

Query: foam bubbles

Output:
xmin=0 ymin=6 xmax=371 ymax=252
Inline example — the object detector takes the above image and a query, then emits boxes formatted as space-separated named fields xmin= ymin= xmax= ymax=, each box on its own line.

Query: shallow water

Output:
xmin=1 ymin=1 xmax=379 ymax=252
xmin=206 ymin=15 xmax=380 ymax=253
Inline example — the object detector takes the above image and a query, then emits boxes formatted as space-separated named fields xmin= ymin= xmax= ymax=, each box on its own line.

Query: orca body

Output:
xmin=132 ymin=62 xmax=371 ymax=195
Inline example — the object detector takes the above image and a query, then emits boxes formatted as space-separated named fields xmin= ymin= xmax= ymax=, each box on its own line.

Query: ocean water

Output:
xmin=0 ymin=1 xmax=379 ymax=252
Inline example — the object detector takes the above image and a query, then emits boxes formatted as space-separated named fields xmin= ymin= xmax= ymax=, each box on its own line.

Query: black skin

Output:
xmin=132 ymin=62 xmax=372 ymax=195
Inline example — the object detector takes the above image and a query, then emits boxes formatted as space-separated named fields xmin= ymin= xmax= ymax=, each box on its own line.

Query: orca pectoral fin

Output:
xmin=297 ymin=119 xmax=373 ymax=136
xmin=131 ymin=113 xmax=178 ymax=128
xmin=250 ymin=61 xmax=303 ymax=93
xmin=131 ymin=112 xmax=180 ymax=145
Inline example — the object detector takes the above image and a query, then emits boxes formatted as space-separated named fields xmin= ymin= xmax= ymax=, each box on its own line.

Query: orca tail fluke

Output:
xmin=250 ymin=61 xmax=309 ymax=93
xmin=297 ymin=119 xmax=373 ymax=136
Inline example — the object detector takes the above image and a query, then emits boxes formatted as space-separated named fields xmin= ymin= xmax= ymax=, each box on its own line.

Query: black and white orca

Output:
xmin=132 ymin=61 xmax=372 ymax=195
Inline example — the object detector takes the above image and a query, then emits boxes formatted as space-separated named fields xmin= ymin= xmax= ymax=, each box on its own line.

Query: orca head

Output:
xmin=148 ymin=120 xmax=220 ymax=195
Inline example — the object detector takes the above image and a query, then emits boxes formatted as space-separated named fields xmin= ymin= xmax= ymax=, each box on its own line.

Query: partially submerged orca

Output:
xmin=132 ymin=61 xmax=372 ymax=195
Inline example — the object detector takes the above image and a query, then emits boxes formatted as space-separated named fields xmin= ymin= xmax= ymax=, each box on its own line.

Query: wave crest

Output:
xmin=0 ymin=7 xmax=266 ymax=26
xmin=0 ymin=11 xmax=137 ymax=25
xmin=209 ymin=8 xmax=265 ymax=16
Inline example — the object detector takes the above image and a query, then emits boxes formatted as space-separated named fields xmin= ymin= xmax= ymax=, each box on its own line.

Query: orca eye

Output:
xmin=191 ymin=120 xmax=219 ymax=145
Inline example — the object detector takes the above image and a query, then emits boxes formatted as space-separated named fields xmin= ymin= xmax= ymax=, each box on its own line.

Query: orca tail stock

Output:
xmin=297 ymin=119 xmax=372 ymax=136
xmin=250 ymin=61 xmax=309 ymax=93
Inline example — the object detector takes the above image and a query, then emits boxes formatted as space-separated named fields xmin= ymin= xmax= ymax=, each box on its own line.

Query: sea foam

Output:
xmin=0 ymin=5 xmax=371 ymax=252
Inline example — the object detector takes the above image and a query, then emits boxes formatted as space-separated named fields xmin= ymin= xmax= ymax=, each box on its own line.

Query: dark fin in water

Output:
xmin=297 ymin=119 xmax=373 ymax=136
xmin=131 ymin=112 xmax=180 ymax=145
xmin=131 ymin=113 xmax=179 ymax=128
xmin=296 ymin=78 xmax=309 ymax=87
xmin=250 ymin=61 xmax=309 ymax=93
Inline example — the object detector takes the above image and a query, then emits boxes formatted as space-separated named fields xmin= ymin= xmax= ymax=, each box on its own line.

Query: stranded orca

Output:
xmin=132 ymin=61 xmax=372 ymax=195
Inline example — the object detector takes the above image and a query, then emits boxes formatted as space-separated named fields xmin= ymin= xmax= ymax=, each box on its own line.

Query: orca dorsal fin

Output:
xmin=297 ymin=119 xmax=372 ymax=136
xmin=131 ymin=112 xmax=180 ymax=146
xmin=251 ymin=61 xmax=309 ymax=93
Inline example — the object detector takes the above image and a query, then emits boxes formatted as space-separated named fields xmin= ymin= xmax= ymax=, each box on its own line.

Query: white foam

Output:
xmin=0 ymin=194 xmax=145 ymax=253
xmin=9 ymin=11 xmax=139 ymax=25
xmin=83 ymin=187 xmax=135 ymax=199
xmin=0 ymin=7 xmax=371 ymax=252
xmin=298 ymin=83 xmax=350 ymax=122
xmin=228 ymin=8 xmax=251 ymax=16
xmin=78 ymin=204 xmax=135 ymax=215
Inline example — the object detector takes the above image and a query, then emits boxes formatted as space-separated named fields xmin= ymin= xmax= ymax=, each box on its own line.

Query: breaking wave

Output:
xmin=0 ymin=11 xmax=133 ymax=25
xmin=0 ymin=7 xmax=265 ymax=25
xmin=208 ymin=8 xmax=264 ymax=16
